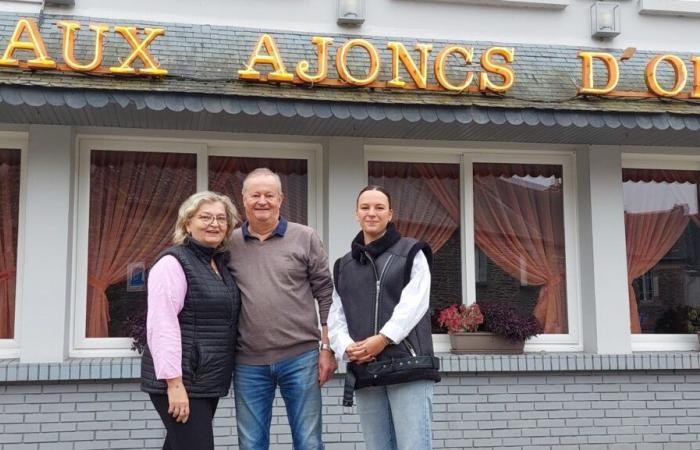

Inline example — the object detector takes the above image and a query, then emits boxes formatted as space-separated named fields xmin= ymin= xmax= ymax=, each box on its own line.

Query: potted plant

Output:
xmin=437 ymin=302 xmax=542 ymax=354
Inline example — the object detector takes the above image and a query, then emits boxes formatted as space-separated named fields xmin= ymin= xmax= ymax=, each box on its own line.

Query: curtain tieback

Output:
xmin=88 ymin=276 xmax=110 ymax=292
xmin=0 ymin=269 xmax=16 ymax=282
xmin=547 ymin=274 xmax=564 ymax=286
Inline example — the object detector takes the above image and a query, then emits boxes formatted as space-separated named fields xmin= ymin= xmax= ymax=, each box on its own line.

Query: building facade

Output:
xmin=1 ymin=0 xmax=700 ymax=448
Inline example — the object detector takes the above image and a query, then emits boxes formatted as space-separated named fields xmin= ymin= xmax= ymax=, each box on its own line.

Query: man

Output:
xmin=228 ymin=167 xmax=337 ymax=450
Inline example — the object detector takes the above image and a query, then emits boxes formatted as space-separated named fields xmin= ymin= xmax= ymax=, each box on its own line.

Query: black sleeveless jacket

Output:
xmin=334 ymin=223 xmax=440 ymax=388
xmin=141 ymin=238 xmax=241 ymax=397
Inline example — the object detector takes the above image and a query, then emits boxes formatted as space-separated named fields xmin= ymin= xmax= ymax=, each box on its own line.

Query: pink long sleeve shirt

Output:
xmin=146 ymin=255 xmax=187 ymax=380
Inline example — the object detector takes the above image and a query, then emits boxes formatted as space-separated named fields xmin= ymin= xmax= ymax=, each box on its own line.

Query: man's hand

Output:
xmin=318 ymin=348 xmax=337 ymax=386
xmin=166 ymin=377 xmax=190 ymax=423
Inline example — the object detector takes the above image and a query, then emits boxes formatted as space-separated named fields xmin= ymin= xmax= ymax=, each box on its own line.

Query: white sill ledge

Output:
xmin=2 ymin=352 xmax=699 ymax=382
xmin=399 ymin=0 xmax=569 ymax=10
xmin=639 ymin=0 xmax=700 ymax=17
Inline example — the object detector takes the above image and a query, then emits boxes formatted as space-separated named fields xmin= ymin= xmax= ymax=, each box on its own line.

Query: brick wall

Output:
xmin=3 ymin=371 xmax=700 ymax=449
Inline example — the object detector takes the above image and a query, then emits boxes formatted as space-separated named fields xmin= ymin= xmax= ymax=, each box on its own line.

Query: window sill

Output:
xmin=2 ymin=352 xmax=700 ymax=382
xmin=401 ymin=0 xmax=569 ymax=10
xmin=638 ymin=0 xmax=700 ymax=17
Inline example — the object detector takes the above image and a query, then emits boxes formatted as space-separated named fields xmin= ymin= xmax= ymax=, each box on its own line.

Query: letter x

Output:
xmin=110 ymin=26 xmax=167 ymax=75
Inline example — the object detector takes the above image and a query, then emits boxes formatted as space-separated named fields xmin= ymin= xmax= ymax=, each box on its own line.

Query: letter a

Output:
xmin=0 ymin=18 xmax=56 ymax=69
xmin=239 ymin=34 xmax=293 ymax=82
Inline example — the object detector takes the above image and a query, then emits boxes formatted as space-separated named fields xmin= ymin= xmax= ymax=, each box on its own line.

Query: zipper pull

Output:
xmin=405 ymin=340 xmax=417 ymax=357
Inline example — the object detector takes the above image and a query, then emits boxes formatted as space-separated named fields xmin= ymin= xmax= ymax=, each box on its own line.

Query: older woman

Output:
xmin=140 ymin=191 xmax=241 ymax=450
xmin=328 ymin=185 xmax=440 ymax=450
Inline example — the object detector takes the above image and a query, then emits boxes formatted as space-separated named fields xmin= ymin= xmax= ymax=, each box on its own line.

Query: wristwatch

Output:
xmin=320 ymin=342 xmax=335 ymax=354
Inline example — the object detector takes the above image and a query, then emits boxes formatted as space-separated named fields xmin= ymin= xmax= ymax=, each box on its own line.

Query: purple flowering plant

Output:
xmin=438 ymin=302 xmax=542 ymax=342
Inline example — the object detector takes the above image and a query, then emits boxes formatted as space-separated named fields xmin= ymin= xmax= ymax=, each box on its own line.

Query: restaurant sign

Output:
xmin=1 ymin=18 xmax=699 ymax=99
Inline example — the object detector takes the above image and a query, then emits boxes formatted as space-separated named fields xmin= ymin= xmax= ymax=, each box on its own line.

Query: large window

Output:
xmin=368 ymin=161 xmax=462 ymax=332
xmin=74 ymin=139 xmax=319 ymax=354
xmin=367 ymin=151 xmax=579 ymax=349
xmin=86 ymin=150 xmax=197 ymax=338
xmin=0 ymin=148 xmax=20 ymax=340
xmin=473 ymin=163 xmax=568 ymax=334
xmin=623 ymin=167 xmax=700 ymax=335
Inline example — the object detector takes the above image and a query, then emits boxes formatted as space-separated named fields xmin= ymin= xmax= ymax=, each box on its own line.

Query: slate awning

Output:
xmin=1 ymin=85 xmax=700 ymax=146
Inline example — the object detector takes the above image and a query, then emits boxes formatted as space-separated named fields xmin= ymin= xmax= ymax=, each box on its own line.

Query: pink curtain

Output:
xmin=625 ymin=205 xmax=690 ymax=333
xmin=473 ymin=173 xmax=567 ymax=333
xmin=208 ymin=157 xmax=308 ymax=225
xmin=86 ymin=151 xmax=196 ymax=337
xmin=0 ymin=149 xmax=20 ymax=339
xmin=369 ymin=162 xmax=460 ymax=252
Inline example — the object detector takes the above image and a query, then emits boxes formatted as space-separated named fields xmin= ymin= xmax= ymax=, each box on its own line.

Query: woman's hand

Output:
xmin=345 ymin=335 xmax=389 ymax=364
xmin=166 ymin=377 xmax=190 ymax=423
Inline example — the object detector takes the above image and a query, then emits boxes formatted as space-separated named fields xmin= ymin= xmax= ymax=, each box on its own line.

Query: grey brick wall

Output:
xmin=3 ymin=371 xmax=700 ymax=449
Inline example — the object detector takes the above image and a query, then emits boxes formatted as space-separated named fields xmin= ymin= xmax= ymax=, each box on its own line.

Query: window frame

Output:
xmin=0 ymin=132 xmax=27 ymax=358
xmin=622 ymin=153 xmax=700 ymax=352
xmin=365 ymin=145 xmax=582 ymax=353
xmin=71 ymin=135 xmax=322 ymax=357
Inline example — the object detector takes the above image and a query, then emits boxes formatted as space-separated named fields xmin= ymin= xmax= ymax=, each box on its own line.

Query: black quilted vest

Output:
xmin=140 ymin=239 xmax=240 ymax=397
xmin=334 ymin=226 xmax=440 ymax=388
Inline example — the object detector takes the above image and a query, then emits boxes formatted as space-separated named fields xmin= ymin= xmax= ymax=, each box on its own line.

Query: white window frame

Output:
xmin=71 ymin=135 xmax=322 ymax=357
xmin=365 ymin=145 xmax=582 ymax=353
xmin=0 ymin=132 xmax=27 ymax=358
xmin=623 ymin=153 xmax=700 ymax=352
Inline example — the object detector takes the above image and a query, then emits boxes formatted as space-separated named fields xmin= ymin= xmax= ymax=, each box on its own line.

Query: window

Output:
xmin=368 ymin=160 xmax=462 ymax=332
xmin=74 ymin=138 xmax=319 ymax=355
xmin=473 ymin=163 xmax=568 ymax=334
xmin=367 ymin=149 xmax=580 ymax=350
xmin=0 ymin=148 xmax=20 ymax=340
xmin=622 ymin=167 xmax=700 ymax=335
xmin=85 ymin=150 xmax=197 ymax=338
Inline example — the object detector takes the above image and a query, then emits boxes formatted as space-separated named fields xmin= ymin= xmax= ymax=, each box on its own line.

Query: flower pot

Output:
xmin=449 ymin=331 xmax=525 ymax=355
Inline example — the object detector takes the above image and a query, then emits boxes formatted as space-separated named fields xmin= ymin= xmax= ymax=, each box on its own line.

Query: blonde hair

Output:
xmin=172 ymin=191 xmax=239 ymax=249
xmin=242 ymin=167 xmax=283 ymax=196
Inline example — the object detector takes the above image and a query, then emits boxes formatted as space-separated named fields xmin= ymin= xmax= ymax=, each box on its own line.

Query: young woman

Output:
xmin=328 ymin=185 xmax=440 ymax=450
xmin=140 ymin=191 xmax=241 ymax=450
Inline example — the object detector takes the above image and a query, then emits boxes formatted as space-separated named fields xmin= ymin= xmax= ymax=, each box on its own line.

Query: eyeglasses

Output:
xmin=196 ymin=214 xmax=228 ymax=226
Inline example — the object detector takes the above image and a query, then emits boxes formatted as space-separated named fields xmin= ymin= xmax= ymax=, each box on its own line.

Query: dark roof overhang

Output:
xmin=1 ymin=85 xmax=699 ymax=146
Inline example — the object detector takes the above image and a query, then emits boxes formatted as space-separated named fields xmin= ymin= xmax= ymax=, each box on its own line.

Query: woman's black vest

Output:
xmin=334 ymin=224 xmax=440 ymax=397
xmin=141 ymin=239 xmax=241 ymax=398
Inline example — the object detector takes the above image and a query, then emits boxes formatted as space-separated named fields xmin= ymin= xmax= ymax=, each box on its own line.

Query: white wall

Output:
xmin=2 ymin=0 xmax=699 ymax=52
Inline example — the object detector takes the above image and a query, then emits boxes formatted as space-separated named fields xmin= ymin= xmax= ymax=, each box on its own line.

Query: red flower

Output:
xmin=437 ymin=303 xmax=484 ymax=334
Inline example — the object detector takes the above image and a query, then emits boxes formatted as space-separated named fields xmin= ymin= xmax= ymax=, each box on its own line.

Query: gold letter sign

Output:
xmin=239 ymin=34 xmax=293 ymax=82
xmin=110 ymin=26 xmax=167 ymax=75
xmin=645 ymin=54 xmax=687 ymax=97
xmin=57 ymin=21 xmax=108 ymax=72
xmin=577 ymin=51 xmax=619 ymax=95
xmin=0 ymin=18 xmax=56 ymax=69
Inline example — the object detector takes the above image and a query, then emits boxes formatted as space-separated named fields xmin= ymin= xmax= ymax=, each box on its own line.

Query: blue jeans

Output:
xmin=355 ymin=380 xmax=434 ymax=450
xmin=234 ymin=349 xmax=323 ymax=450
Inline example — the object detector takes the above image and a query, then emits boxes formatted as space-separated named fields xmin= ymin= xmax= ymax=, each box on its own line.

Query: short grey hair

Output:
xmin=172 ymin=191 xmax=239 ymax=249
xmin=242 ymin=167 xmax=283 ymax=196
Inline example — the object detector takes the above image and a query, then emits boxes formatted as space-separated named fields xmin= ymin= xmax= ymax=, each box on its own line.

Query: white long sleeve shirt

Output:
xmin=328 ymin=251 xmax=431 ymax=360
